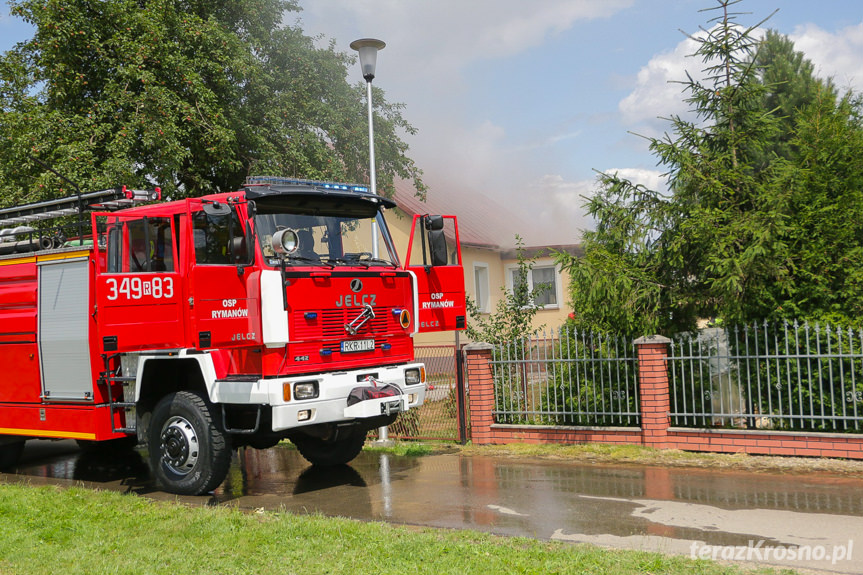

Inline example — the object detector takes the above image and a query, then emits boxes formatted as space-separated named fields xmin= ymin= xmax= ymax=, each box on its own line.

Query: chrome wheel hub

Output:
xmin=160 ymin=416 xmax=199 ymax=475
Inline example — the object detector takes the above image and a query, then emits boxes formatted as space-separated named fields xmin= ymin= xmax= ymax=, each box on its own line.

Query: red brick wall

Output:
xmin=464 ymin=340 xmax=863 ymax=460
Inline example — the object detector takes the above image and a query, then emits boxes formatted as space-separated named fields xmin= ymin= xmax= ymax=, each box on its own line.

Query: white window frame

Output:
xmin=473 ymin=262 xmax=490 ymax=313
xmin=505 ymin=262 xmax=561 ymax=310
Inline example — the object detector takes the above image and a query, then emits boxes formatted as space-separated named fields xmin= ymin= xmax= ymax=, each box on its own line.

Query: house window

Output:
xmin=473 ymin=263 xmax=490 ymax=313
xmin=507 ymin=264 xmax=559 ymax=308
xmin=531 ymin=266 xmax=558 ymax=306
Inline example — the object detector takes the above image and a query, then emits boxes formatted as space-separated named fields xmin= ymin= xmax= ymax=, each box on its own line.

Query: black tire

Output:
xmin=0 ymin=439 xmax=25 ymax=470
xmin=292 ymin=430 xmax=366 ymax=466
xmin=148 ymin=391 xmax=232 ymax=495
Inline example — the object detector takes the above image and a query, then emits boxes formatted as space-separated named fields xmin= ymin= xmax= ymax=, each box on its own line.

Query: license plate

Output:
xmin=381 ymin=400 xmax=402 ymax=416
xmin=341 ymin=339 xmax=375 ymax=353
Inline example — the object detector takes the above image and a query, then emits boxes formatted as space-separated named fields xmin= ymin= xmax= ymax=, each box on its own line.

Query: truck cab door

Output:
xmin=95 ymin=214 xmax=185 ymax=352
xmin=404 ymin=215 xmax=467 ymax=333
xmin=187 ymin=200 xmax=260 ymax=350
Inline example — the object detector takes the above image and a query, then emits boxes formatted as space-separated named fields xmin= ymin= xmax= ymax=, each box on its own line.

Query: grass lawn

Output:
xmin=0 ymin=482 xmax=790 ymax=575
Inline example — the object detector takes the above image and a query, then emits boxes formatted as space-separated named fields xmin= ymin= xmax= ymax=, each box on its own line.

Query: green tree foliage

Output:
xmin=751 ymin=29 xmax=827 ymax=166
xmin=558 ymin=0 xmax=863 ymax=335
xmin=0 ymin=0 xmax=425 ymax=204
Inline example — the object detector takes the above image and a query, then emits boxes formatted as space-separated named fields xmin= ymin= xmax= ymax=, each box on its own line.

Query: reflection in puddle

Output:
xmin=293 ymin=464 xmax=367 ymax=495
xmin=380 ymin=453 xmax=392 ymax=518
xmin=72 ymin=448 xmax=150 ymax=484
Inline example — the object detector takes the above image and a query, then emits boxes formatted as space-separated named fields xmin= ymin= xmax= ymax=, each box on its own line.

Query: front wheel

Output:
xmin=292 ymin=430 xmax=366 ymax=466
xmin=148 ymin=391 xmax=232 ymax=495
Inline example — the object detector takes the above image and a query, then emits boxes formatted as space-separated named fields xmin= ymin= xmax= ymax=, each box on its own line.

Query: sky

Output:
xmin=2 ymin=1 xmax=862 ymax=247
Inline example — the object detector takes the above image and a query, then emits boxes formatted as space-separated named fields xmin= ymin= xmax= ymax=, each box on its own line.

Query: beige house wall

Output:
xmin=384 ymin=208 xmax=572 ymax=346
xmin=498 ymin=253 xmax=572 ymax=335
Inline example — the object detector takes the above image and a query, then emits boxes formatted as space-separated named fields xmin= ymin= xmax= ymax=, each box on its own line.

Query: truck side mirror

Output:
xmin=203 ymin=201 xmax=231 ymax=216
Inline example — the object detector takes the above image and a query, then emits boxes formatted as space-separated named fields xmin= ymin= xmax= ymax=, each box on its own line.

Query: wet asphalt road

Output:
xmin=4 ymin=439 xmax=863 ymax=574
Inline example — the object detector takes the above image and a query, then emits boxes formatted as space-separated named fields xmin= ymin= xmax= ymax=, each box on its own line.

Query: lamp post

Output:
xmin=351 ymin=37 xmax=392 ymax=444
xmin=350 ymin=38 xmax=385 ymax=199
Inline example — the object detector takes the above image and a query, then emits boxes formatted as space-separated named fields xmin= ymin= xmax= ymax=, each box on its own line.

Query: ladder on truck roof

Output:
xmin=0 ymin=187 xmax=161 ymax=228
xmin=0 ymin=187 xmax=161 ymax=255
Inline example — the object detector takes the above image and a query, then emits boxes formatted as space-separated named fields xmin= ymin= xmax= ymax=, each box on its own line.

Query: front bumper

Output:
xmin=211 ymin=363 xmax=426 ymax=432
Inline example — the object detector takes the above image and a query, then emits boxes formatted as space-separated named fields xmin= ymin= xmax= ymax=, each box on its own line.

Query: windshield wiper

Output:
xmin=325 ymin=256 xmax=397 ymax=269
xmin=357 ymin=257 xmax=398 ymax=269
xmin=286 ymin=255 xmax=334 ymax=268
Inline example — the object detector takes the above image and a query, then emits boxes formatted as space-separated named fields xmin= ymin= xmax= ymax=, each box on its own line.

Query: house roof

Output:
xmin=499 ymin=244 xmax=583 ymax=260
xmin=392 ymin=179 xmax=523 ymax=250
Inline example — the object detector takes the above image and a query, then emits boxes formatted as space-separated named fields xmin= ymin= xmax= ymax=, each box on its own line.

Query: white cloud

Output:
xmin=618 ymin=34 xmax=703 ymax=132
xmin=301 ymin=1 xmax=633 ymax=72
xmin=790 ymin=22 xmax=863 ymax=93
xmin=620 ymin=20 xmax=863 ymax=136
xmin=299 ymin=0 xmax=635 ymax=125
xmin=601 ymin=168 xmax=668 ymax=194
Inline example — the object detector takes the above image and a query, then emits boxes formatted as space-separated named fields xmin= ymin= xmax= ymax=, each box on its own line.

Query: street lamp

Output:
xmin=350 ymin=38 xmax=385 ymax=199
xmin=351 ymin=37 xmax=391 ymax=444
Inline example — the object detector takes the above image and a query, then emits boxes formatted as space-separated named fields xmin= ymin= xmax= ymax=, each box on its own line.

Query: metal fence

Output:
xmin=490 ymin=329 xmax=640 ymax=426
xmin=386 ymin=345 xmax=464 ymax=441
xmin=668 ymin=321 xmax=863 ymax=432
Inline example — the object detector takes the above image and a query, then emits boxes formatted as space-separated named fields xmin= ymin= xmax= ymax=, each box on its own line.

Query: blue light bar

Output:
xmin=245 ymin=176 xmax=369 ymax=193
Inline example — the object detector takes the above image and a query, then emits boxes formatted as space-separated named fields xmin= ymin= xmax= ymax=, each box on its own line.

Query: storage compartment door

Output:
xmin=38 ymin=257 xmax=93 ymax=401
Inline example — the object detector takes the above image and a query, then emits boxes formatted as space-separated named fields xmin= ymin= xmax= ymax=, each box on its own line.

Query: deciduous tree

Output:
xmin=0 ymin=0 xmax=425 ymax=203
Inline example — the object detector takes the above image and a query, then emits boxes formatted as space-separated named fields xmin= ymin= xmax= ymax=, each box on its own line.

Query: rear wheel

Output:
xmin=148 ymin=391 xmax=231 ymax=495
xmin=0 ymin=439 xmax=25 ymax=470
xmin=292 ymin=430 xmax=366 ymax=466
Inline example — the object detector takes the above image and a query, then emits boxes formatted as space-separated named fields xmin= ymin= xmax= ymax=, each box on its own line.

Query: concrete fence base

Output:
xmin=464 ymin=340 xmax=863 ymax=459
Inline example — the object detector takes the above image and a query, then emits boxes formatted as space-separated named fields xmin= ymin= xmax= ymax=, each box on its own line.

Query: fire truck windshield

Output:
xmin=255 ymin=210 xmax=399 ymax=268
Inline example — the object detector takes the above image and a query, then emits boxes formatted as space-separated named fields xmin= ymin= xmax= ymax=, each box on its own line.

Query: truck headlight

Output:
xmin=294 ymin=381 xmax=319 ymax=399
xmin=405 ymin=368 xmax=423 ymax=386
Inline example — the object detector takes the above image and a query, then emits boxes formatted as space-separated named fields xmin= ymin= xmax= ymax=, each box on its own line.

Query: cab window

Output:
xmin=106 ymin=217 xmax=174 ymax=273
xmin=192 ymin=208 xmax=250 ymax=265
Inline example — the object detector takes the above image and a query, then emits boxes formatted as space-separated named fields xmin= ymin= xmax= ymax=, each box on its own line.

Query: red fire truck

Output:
xmin=0 ymin=177 xmax=466 ymax=495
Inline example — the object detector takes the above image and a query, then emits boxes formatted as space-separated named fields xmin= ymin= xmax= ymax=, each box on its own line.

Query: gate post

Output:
xmin=634 ymin=335 xmax=671 ymax=449
xmin=455 ymin=345 xmax=468 ymax=444
xmin=465 ymin=342 xmax=495 ymax=445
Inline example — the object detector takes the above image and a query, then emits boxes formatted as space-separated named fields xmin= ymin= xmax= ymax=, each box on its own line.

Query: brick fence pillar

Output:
xmin=634 ymin=335 xmax=672 ymax=449
xmin=464 ymin=342 xmax=496 ymax=444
